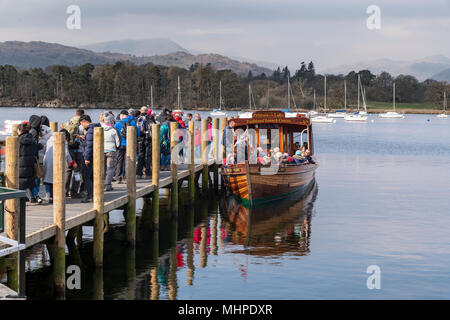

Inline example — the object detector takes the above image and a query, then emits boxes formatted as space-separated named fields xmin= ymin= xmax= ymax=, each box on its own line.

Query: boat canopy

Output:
xmin=228 ymin=110 xmax=314 ymax=155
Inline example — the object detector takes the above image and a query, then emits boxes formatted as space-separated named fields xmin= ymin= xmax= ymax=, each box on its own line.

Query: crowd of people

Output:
xmin=16 ymin=106 xmax=211 ymax=204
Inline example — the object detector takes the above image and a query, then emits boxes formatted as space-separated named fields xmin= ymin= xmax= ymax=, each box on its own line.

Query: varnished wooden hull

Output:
xmin=221 ymin=162 xmax=318 ymax=207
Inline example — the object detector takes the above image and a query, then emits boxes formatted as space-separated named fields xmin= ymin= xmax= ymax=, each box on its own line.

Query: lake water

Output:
xmin=1 ymin=108 xmax=450 ymax=299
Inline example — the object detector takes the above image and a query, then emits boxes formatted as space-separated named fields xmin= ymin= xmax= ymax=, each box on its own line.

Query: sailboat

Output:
xmin=379 ymin=82 xmax=405 ymax=118
xmin=309 ymin=89 xmax=319 ymax=117
xmin=211 ymin=80 xmax=227 ymax=116
xmin=173 ymin=76 xmax=183 ymax=114
xmin=238 ymin=84 xmax=256 ymax=118
xmin=312 ymin=75 xmax=334 ymax=123
xmin=328 ymin=80 xmax=348 ymax=118
xmin=437 ymin=91 xmax=448 ymax=118
xmin=345 ymin=73 xmax=368 ymax=122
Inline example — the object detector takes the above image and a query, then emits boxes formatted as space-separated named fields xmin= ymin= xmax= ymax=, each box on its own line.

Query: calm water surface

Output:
xmin=1 ymin=108 xmax=450 ymax=299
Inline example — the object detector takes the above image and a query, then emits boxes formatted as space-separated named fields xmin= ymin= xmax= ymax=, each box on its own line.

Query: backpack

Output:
xmin=145 ymin=117 xmax=155 ymax=141
xmin=120 ymin=120 xmax=128 ymax=138
xmin=66 ymin=118 xmax=80 ymax=149
xmin=136 ymin=115 xmax=146 ymax=137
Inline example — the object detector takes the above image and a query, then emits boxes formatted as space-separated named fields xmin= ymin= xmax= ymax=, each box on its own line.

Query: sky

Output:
xmin=0 ymin=0 xmax=449 ymax=72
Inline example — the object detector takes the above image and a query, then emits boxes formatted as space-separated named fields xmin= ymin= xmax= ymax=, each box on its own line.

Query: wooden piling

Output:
xmin=188 ymin=121 xmax=195 ymax=202
xmin=152 ymin=124 xmax=160 ymax=229
xmin=11 ymin=124 xmax=19 ymax=137
xmin=201 ymin=119 xmax=209 ymax=192
xmin=221 ymin=117 xmax=228 ymax=159
xmin=50 ymin=121 xmax=58 ymax=132
xmin=93 ymin=127 xmax=104 ymax=267
xmin=53 ymin=132 xmax=66 ymax=297
xmin=126 ymin=125 xmax=137 ymax=245
xmin=5 ymin=136 xmax=19 ymax=240
xmin=170 ymin=121 xmax=178 ymax=214
xmin=150 ymin=267 xmax=159 ymax=300
xmin=212 ymin=118 xmax=219 ymax=190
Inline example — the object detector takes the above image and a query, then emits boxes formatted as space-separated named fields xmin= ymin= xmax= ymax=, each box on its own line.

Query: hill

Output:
xmin=325 ymin=55 xmax=450 ymax=81
xmin=0 ymin=41 xmax=131 ymax=69
xmin=431 ymin=68 xmax=450 ymax=82
xmin=81 ymin=38 xmax=188 ymax=56
xmin=0 ymin=41 xmax=271 ymax=76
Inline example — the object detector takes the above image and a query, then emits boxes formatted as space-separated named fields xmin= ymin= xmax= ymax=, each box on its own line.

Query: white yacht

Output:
xmin=379 ymin=83 xmax=405 ymax=119
xmin=437 ymin=91 xmax=447 ymax=118
xmin=210 ymin=80 xmax=227 ymax=117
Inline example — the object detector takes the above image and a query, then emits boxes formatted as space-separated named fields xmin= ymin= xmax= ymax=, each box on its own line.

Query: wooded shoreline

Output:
xmin=0 ymin=103 xmax=444 ymax=114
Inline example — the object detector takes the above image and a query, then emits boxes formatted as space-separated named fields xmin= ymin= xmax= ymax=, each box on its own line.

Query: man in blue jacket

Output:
xmin=114 ymin=110 xmax=139 ymax=183
xmin=79 ymin=114 xmax=101 ymax=203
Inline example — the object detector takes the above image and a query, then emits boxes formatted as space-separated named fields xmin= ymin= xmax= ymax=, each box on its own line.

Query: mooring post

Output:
xmin=212 ymin=118 xmax=219 ymax=190
xmin=170 ymin=121 xmax=178 ymax=214
xmin=4 ymin=136 xmax=19 ymax=291
xmin=53 ymin=132 xmax=66 ymax=298
xmin=11 ymin=124 xmax=19 ymax=137
xmin=201 ymin=119 xmax=209 ymax=192
xmin=93 ymin=127 xmax=104 ymax=267
xmin=152 ymin=124 xmax=160 ymax=230
xmin=50 ymin=121 xmax=58 ymax=133
xmin=5 ymin=136 xmax=19 ymax=240
xmin=188 ymin=121 xmax=195 ymax=202
xmin=126 ymin=125 xmax=137 ymax=245
xmin=220 ymin=117 xmax=227 ymax=186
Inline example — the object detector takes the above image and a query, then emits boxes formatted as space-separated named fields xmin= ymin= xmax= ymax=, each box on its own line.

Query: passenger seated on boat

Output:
xmin=305 ymin=149 xmax=315 ymax=164
xmin=293 ymin=150 xmax=307 ymax=164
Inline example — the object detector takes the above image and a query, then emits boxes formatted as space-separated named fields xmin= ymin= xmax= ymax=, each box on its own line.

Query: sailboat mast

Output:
xmin=357 ymin=73 xmax=360 ymax=111
xmin=344 ymin=80 xmax=347 ymax=111
xmin=393 ymin=82 xmax=396 ymax=112
xmin=177 ymin=76 xmax=181 ymax=108
xmin=288 ymin=77 xmax=291 ymax=110
xmin=324 ymin=75 xmax=327 ymax=113
xmin=249 ymin=84 xmax=251 ymax=110
xmin=150 ymin=85 xmax=154 ymax=109
xmin=219 ymin=80 xmax=222 ymax=110
xmin=444 ymin=91 xmax=447 ymax=111
xmin=313 ymin=89 xmax=316 ymax=111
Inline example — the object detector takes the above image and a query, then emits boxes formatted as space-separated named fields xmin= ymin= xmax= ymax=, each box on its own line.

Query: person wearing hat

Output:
xmin=114 ymin=110 xmax=139 ymax=183
xmin=101 ymin=112 xmax=121 ymax=191
xmin=136 ymin=106 xmax=156 ymax=178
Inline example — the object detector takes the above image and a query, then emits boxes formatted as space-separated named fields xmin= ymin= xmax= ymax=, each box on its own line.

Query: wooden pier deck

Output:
xmin=0 ymin=163 xmax=207 ymax=249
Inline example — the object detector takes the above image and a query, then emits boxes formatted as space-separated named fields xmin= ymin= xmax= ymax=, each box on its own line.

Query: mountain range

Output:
xmin=0 ymin=39 xmax=449 ymax=82
xmin=0 ymin=40 xmax=271 ymax=76
xmin=324 ymin=55 xmax=450 ymax=81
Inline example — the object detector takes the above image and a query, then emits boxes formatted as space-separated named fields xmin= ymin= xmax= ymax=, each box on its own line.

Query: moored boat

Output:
xmin=221 ymin=110 xmax=318 ymax=207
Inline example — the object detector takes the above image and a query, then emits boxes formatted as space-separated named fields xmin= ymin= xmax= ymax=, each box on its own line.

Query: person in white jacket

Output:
xmin=100 ymin=112 xmax=121 ymax=191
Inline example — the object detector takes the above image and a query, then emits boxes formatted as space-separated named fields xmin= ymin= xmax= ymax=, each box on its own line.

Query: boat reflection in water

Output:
xmin=220 ymin=181 xmax=318 ymax=257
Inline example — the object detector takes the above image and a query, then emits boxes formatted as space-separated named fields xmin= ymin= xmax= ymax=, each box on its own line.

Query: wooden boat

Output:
xmin=221 ymin=110 xmax=318 ymax=207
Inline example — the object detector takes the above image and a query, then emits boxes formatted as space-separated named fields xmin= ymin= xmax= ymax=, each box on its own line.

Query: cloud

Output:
xmin=0 ymin=0 xmax=449 ymax=72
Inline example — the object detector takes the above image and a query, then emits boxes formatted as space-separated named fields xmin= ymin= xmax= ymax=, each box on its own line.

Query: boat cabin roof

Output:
xmin=230 ymin=111 xmax=311 ymax=128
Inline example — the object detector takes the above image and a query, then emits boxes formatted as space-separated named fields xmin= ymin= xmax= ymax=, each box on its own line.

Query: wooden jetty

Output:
xmin=0 ymin=118 xmax=225 ymax=299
